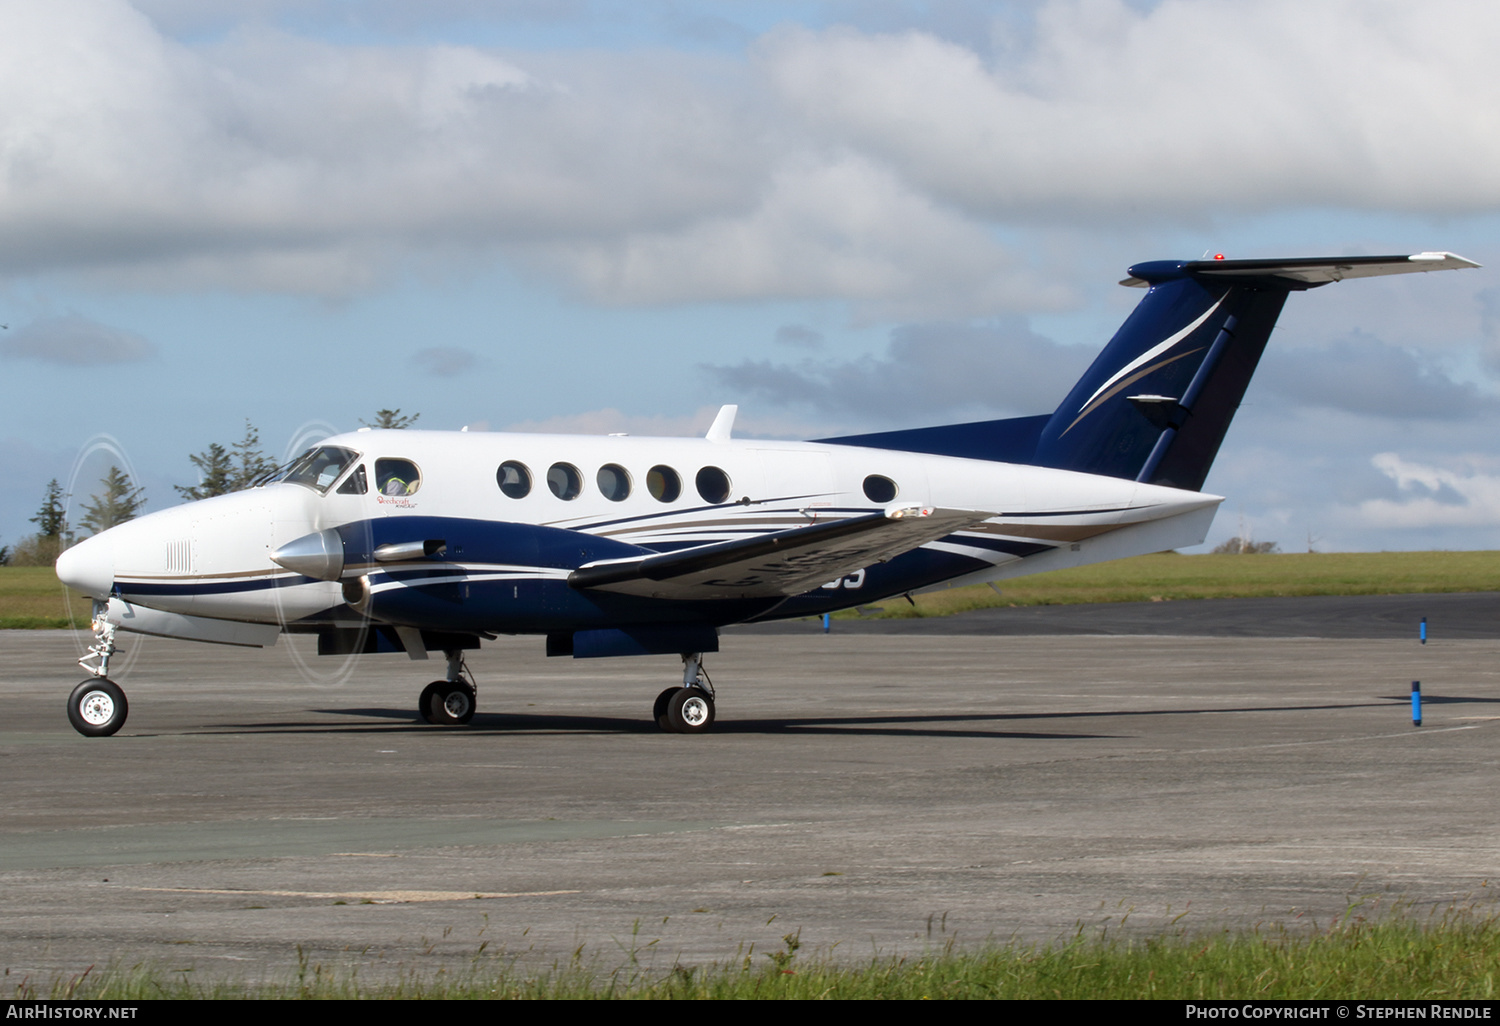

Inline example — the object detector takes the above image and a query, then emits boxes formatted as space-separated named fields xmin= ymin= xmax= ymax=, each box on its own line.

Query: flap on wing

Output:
xmin=569 ymin=506 xmax=993 ymax=600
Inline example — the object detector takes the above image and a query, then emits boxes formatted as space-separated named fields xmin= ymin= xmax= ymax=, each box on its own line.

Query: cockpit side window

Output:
xmin=278 ymin=446 xmax=360 ymax=495
xmin=336 ymin=464 xmax=368 ymax=495
xmin=375 ymin=458 xmax=421 ymax=496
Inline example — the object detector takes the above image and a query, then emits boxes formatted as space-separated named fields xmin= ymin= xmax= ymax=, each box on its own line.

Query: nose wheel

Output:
xmin=67 ymin=678 xmax=128 ymax=737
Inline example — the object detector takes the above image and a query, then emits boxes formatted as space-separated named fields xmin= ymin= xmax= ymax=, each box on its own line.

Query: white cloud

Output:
xmin=0 ymin=1 xmax=768 ymax=294
xmin=1354 ymin=452 xmax=1500 ymax=529
xmin=705 ymin=318 xmax=1095 ymax=426
xmin=2 ymin=0 xmax=1492 ymax=312
xmin=0 ymin=315 xmax=155 ymax=365
xmin=760 ymin=3 xmax=1500 ymax=220
xmin=1258 ymin=334 xmax=1495 ymax=420
xmin=539 ymin=155 xmax=1065 ymax=317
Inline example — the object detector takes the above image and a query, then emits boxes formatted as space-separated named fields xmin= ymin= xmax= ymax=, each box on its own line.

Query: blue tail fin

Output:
xmin=1031 ymin=264 xmax=1288 ymax=491
xmin=821 ymin=253 xmax=1477 ymax=492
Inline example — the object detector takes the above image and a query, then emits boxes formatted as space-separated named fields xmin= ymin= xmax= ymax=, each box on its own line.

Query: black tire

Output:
xmin=417 ymin=680 xmax=447 ymax=724
xmin=67 ymin=679 xmax=128 ymax=738
xmin=653 ymin=687 xmax=680 ymax=731
xmin=666 ymin=687 xmax=714 ymax=734
xmin=427 ymin=681 xmax=476 ymax=725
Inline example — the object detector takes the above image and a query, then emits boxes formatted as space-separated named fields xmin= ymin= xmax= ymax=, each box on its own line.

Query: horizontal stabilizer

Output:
xmin=1121 ymin=252 xmax=1479 ymax=287
xmin=570 ymin=506 xmax=992 ymax=600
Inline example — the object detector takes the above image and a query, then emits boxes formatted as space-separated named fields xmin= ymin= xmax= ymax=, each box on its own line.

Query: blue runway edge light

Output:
xmin=1412 ymin=681 xmax=1422 ymax=727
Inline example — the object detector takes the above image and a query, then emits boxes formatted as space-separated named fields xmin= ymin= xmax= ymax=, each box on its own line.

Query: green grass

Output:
xmin=15 ymin=907 xmax=1500 ymax=999
xmin=0 ymin=566 xmax=90 ymax=629
xmin=6 ymin=551 xmax=1500 ymax=629
xmin=855 ymin=550 xmax=1500 ymax=620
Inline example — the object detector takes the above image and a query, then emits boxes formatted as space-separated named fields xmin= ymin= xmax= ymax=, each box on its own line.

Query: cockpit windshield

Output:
xmin=274 ymin=446 xmax=361 ymax=494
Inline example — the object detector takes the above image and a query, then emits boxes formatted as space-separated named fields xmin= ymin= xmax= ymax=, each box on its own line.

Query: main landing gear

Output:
xmin=418 ymin=649 xmax=476 ymax=725
xmin=68 ymin=608 xmax=127 ymax=737
xmin=654 ymin=652 xmax=715 ymax=734
xmin=409 ymin=647 xmax=718 ymax=733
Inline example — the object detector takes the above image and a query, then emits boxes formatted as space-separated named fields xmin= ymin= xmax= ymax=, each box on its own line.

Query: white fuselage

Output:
xmin=57 ymin=427 xmax=1221 ymax=633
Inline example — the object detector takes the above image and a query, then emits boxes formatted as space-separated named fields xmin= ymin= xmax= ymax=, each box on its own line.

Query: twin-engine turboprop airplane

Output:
xmin=55 ymin=252 xmax=1478 ymax=737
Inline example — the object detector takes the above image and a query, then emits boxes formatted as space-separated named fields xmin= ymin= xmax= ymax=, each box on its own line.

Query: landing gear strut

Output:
xmin=418 ymin=648 xmax=475 ymax=725
xmin=655 ymin=652 xmax=715 ymax=733
xmin=68 ymin=603 xmax=128 ymax=737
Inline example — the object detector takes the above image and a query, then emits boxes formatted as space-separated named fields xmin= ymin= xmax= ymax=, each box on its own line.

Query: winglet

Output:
xmin=706 ymin=404 xmax=738 ymax=442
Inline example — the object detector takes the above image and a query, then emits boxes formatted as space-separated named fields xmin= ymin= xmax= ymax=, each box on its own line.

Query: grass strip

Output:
xmin=0 ymin=566 xmax=90 ymax=629
xmin=18 ymin=910 xmax=1500 ymax=1000
xmin=852 ymin=550 xmax=1500 ymax=620
xmin=5 ymin=551 xmax=1500 ymax=629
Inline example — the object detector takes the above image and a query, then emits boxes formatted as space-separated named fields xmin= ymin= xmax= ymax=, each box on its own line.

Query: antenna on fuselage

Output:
xmin=705 ymin=404 xmax=738 ymax=443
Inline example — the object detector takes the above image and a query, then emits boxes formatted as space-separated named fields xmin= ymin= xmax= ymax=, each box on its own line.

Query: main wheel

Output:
xmin=418 ymin=681 xmax=445 ymax=724
xmin=67 ymin=679 xmax=128 ymax=737
xmin=653 ymin=687 xmax=680 ymax=731
xmin=420 ymin=680 xmax=475 ymax=725
xmin=666 ymin=687 xmax=714 ymax=734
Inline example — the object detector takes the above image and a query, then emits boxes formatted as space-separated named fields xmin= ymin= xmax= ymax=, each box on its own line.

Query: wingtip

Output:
xmin=1411 ymin=251 xmax=1481 ymax=270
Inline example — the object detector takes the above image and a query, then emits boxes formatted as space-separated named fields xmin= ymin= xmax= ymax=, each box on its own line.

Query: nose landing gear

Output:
xmin=68 ymin=605 xmax=128 ymax=737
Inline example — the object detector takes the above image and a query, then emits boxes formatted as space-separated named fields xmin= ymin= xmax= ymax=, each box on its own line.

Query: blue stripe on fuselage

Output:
xmin=114 ymin=515 xmax=1046 ymax=632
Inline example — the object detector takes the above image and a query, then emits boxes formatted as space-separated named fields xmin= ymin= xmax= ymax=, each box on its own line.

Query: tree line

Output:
xmin=2 ymin=409 xmax=418 ymax=566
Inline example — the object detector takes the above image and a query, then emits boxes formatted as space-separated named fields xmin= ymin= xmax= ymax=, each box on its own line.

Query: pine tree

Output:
xmin=363 ymin=409 xmax=420 ymax=429
xmin=77 ymin=467 xmax=146 ymax=536
xmin=176 ymin=443 xmax=233 ymax=501
xmin=178 ymin=421 xmax=274 ymax=501
xmin=229 ymin=420 xmax=274 ymax=489
xmin=30 ymin=479 xmax=66 ymax=538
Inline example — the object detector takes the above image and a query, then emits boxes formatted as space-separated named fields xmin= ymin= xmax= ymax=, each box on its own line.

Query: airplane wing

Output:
xmin=569 ymin=506 xmax=992 ymax=600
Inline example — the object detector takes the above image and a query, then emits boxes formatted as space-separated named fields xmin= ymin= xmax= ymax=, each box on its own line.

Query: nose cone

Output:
xmin=270 ymin=528 xmax=345 ymax=581
xmin=56 ymin=533 xmax=114 ymax=600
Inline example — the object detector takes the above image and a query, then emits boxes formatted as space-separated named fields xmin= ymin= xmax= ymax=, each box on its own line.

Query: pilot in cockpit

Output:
xmin=375 ymin=458 xmax=421 ymax=496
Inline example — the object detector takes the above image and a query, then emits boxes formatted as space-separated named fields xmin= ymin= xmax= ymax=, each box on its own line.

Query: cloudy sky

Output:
xmin=1 ymin=0 xmax=1497 ymax=554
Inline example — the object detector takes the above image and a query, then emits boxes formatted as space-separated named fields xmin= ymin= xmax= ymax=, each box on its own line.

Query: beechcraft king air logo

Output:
xmin=1059 ymin=295 xmax=1226 ymax=436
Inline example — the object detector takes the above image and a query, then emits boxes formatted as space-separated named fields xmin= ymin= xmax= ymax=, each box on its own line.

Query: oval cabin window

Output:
xmin=695 ymin=466 xmax=731 ymax=504
xmin=596 ymin=464 xmax=631 ymax=502
xmin=862 ymin=475 xmax=898 ymax=503
xmin=547 ymin=462 xmax=583 ymax=500
xmin=497 ymin=461 xmax=531 ymax=499
xmin=647 ymin=465 xmax=681 ymax=503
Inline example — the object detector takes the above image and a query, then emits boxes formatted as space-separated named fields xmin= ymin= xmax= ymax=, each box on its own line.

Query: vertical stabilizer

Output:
xmin=818 ymin=253 xmax=1476 ymax=490
xmin=1032 ymin=270 xmax=1286 ymax=491
xmin=1033 ymin=253 xmax=1476 ymax=491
